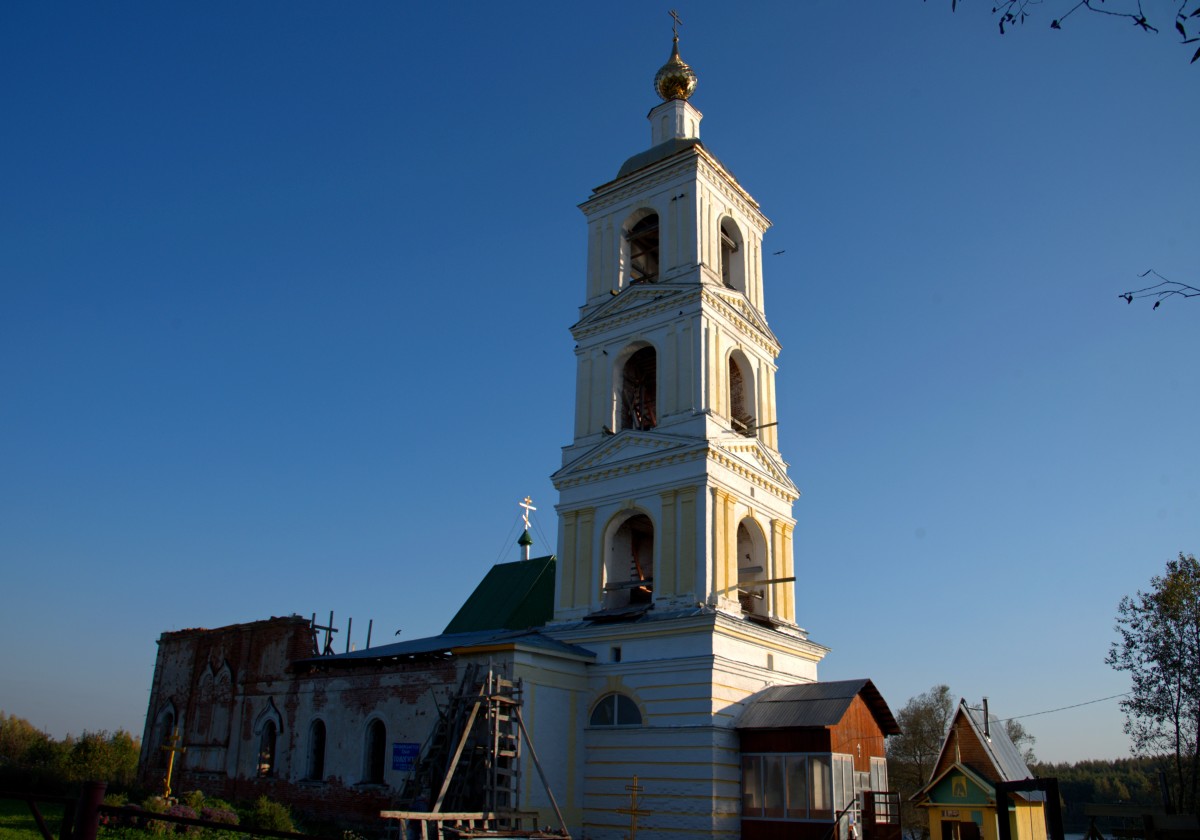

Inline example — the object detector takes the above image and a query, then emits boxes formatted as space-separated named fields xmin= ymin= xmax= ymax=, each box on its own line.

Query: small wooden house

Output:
xmin=737 ymin=678 xmax=902 ymax=840
xmin=912 ymin=699 xmax=1046 ymax=840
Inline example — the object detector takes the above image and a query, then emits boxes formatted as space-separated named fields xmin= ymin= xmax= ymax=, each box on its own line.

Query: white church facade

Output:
xmin=138 ymin=31 xmax=901 ymax=840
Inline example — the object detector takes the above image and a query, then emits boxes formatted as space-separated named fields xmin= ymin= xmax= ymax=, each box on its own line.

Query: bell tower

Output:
xmin=552 ymin=31 xmax=802 ymax=632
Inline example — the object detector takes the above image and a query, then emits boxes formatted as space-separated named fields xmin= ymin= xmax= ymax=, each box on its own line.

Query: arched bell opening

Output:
xmin=720 ymin=217 xmax=745 ymax=293
xmin=736 ymin=518 xmax=769 ymax=617
xmin=618 ymin=344 xmax=658 ymax=431
xmin=604 ymin=511 xmax=655 ymax=609
xmin=728 ymin=350 xmax=756 ymax=438
xmin=626 ymin=212 xmax=660 ymax=284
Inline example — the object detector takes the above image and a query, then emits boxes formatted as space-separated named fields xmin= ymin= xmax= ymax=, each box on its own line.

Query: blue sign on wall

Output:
xmin=393 ymin=742 xmax=420 ymax=772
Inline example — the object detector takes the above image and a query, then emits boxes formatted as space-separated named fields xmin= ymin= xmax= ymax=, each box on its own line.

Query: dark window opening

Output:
xmin=621 ymin=347 xmax=657 ymax=431
xmin=257 ymin=721 xmax=277 ymax=777
xmin=364 ymin=719 xmax=386 ymax=784
xmin=154 ymin=712 xmax=175 ymax=769
xmin=628 ymin=215 xmax=659 ymax=284
xmin=307 ymin=720 xmax=326 ymax=781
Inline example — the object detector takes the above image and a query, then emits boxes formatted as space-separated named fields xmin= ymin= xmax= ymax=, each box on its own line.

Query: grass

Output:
xmin=0 ymin=796 xmax=66 ymax=840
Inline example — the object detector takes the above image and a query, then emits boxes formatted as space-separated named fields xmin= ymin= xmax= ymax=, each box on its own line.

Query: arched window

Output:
xmin=153 ymin=707 xmax=176 ymax=769
xmin=257 ymin=720 xmax=277 ymax=777
xmin=729 ymin=353 xmax=755 ymax=437
xmin=192 ymin=667 xmax=214 ymax=741
xmin=307 ymin=719 xmax=326 ymax=781
xmin=720 ymin=218 xmax=745 ymax=292
xmin=737 ymin=519 xmax=768 ymax=617
xmin=590 ymin=693 xmax=643 ymax=727
xmin=628 ymin=214 xmax=659 ymax=284
xmin=364 ymin=719 xmax=386 ymax=784
xmin=605 ymin=513 xmax=654 ymax=608
xmin=620 ymin=346 xmax=657 ymax=430
xmin=252 ymin=699 xmax=283 ymax=777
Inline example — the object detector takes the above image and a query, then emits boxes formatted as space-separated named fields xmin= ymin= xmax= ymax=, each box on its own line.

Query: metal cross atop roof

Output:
xmin=520 ymin=496 xmax=536 ymax=531
xmin=669 ymin=9 xmax=682 ymax=38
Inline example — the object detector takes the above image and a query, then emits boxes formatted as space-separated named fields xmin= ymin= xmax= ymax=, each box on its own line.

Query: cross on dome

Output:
xmin=654 ymin=11 xmax=697 ymax=102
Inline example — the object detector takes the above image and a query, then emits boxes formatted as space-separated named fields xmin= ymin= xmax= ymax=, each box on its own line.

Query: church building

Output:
xmin=138 ymin=29 xmax=900 ymax=840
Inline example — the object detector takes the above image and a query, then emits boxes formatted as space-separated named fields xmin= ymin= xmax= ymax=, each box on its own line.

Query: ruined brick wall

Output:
xmin=138 ymin=618 xmax=488 ymax=829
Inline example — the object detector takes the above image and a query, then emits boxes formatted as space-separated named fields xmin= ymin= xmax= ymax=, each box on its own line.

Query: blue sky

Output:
xmin=1 ymin=2 xmax=1197 ymax=765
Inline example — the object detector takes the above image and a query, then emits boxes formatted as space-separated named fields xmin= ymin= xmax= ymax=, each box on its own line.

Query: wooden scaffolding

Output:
xmin=386 ymin=662 xmax=568 ymax=840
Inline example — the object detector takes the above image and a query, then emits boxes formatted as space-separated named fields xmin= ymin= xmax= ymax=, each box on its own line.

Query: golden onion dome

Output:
xmin=653 ymin=35 xmax=697 ymax=102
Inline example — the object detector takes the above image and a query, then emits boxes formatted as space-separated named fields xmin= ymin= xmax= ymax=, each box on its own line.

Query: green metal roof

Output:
xmin=442 ymin=554 xmax=556 ymax=634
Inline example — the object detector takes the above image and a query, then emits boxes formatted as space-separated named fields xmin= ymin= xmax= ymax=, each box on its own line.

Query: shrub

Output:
xmin=199 ymin=805 xmax=239 ymax=825
xmin=242 ymin=795 xmax=295 ymax=833
xmin=166 ymin=803 xmax=199 ymax=834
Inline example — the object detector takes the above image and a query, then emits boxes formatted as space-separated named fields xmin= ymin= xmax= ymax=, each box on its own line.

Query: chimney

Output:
xmin=982 ymin=696 xmax=990 ymax=739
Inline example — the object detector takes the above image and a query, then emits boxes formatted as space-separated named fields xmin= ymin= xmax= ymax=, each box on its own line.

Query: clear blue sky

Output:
xmin=2 ymin=2 xmax=1196 ymax=766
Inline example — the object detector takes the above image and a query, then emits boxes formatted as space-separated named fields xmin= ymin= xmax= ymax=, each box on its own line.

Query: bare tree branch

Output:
xmin=939 ymin=0 xmax=1200 ymax=62
xmin=1120 ymin=270 xmax=1200 ymax=309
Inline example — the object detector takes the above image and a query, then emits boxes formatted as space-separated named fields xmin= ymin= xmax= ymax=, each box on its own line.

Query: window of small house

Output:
xmin=742 ymin=756 xmax=762 ymax=813
xmin=810 ymin=755 xmax=832 ymax=819
xmin=763 ymin=754 xmax=786 ymax=818
xmin=787 ymin=755 xmax=810 ymax=818
xmin=743 ymin=753 xmax=839 ymax=821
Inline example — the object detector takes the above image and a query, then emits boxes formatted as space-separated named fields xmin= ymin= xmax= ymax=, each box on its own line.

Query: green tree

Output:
xmin=1004 ymin=717 xmax=1038 ymax=766
xmin=0 ymin=711 xmax=52 ymax=766
xmin=1106 ymin=553 xmax=1200 ymax=816
xmin=66 ymin=729 xmax=140 ymax=787
xmin=887 ymin=684 xmax=955 ymax=840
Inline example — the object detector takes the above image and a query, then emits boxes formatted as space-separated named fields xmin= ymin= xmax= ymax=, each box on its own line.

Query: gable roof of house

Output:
xmin=921 ymin=700 xmax=1041 ymax=802
xmin=442 ymin=554 xmax=556 ymax=634
xmin=912 ymin=761 xmax=1000 ymax=804
xmin=736 ymin=678 xmax=901 ymax=734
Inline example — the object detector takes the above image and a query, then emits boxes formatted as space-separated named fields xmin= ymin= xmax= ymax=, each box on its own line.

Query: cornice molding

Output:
xmin=581 ymin=154 xmax=701 ymax=215
xmin=553 ymin=447 xmax=706 ymax=490
xmin=571 ymin=285 xmax=697 ymax=341
xmin=707 ymin=445 xmax=799 ymax=503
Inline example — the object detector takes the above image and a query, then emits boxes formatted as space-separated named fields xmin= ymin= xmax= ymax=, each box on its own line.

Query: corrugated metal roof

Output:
xmin=442 ymin=554 xmax=556 ymax=634
xmin=294 ymin=626 xmax=594 ymax=668
xmin=916 ymin=701 xmax=1042 ymax=803
xmin=960 ymin=702 xmax=1040 ymax=794
xmin=736 ymin=678 xmax=900 ymax=734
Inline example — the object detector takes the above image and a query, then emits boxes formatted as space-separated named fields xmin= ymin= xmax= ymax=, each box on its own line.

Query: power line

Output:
xmin=998 ymin=692 xmax=1130 ymax=724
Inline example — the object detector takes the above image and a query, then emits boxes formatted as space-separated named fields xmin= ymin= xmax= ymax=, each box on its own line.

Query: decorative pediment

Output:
xmin=571 ymin=284 xmax=694 ymax=338
xmin=701 ymin=287 xmax=780 ymax=352
xmin=552 ymin=430 xmax=705 ymax=488
xmin=710 ymin=437 xmax=799 ymax=500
